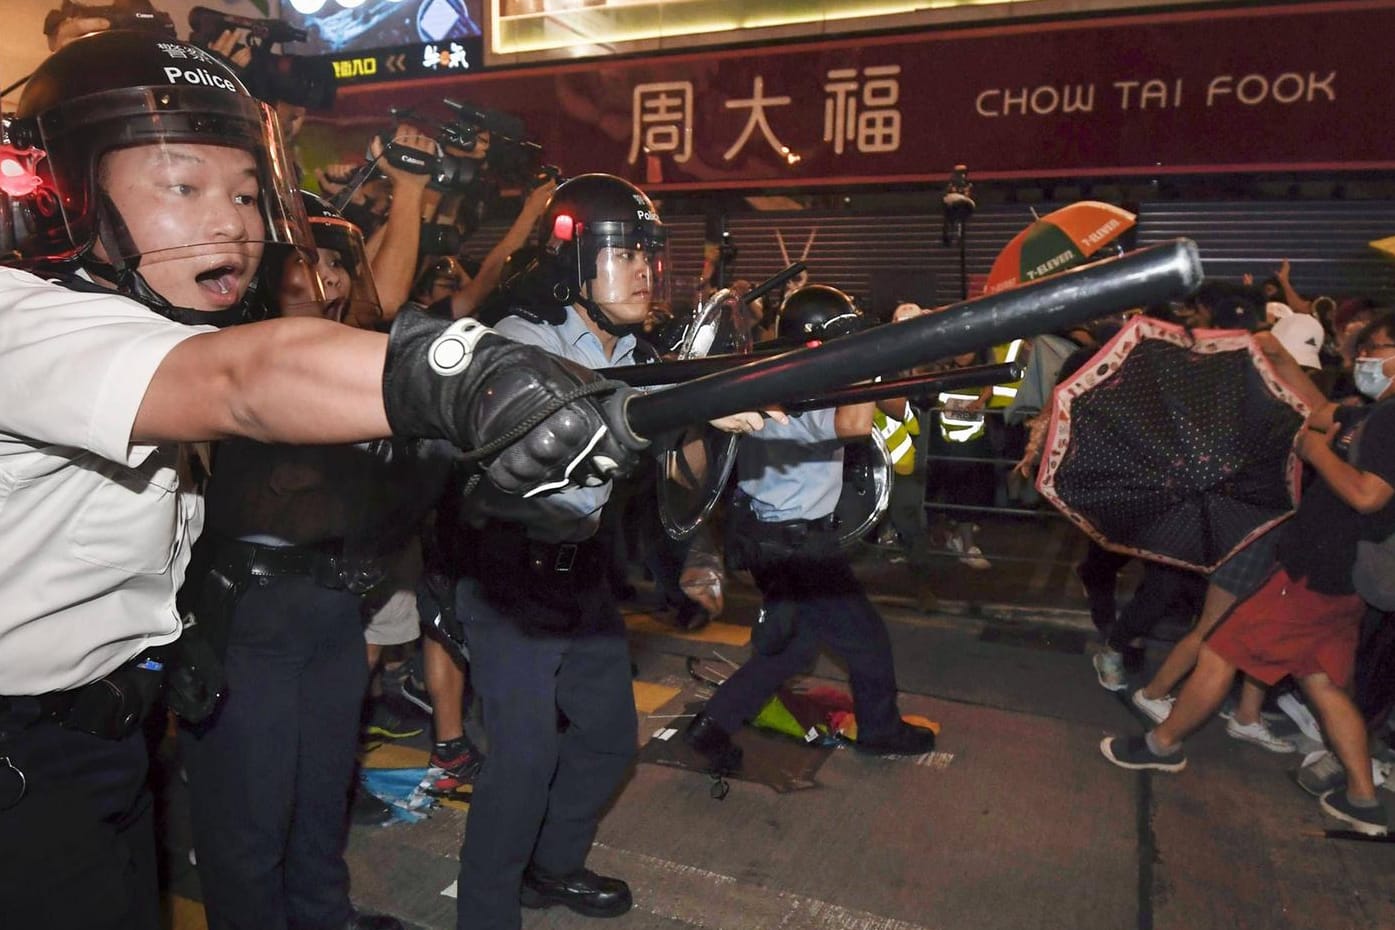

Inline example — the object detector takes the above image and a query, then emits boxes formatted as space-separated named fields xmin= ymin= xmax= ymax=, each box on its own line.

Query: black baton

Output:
xmin=620 ymin=239 xmax=1202 ymax=440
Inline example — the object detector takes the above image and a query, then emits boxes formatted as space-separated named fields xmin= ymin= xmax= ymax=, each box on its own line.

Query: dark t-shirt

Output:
xmin=1278 ymin=397 xmax=1395 ymax=594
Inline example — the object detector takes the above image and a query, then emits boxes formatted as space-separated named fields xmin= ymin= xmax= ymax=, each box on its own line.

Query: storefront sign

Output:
xmin=334 ymin=0 xmax=1395 ymax=186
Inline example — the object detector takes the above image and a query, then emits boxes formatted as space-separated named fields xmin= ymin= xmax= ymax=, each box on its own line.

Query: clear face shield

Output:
xmin=27 ymin=89 xmax=315 ymax=314
xmin=581 ymin=224 xmax=670 ymax=327
xmin=278 ymin=216 xmax=381 ymax=328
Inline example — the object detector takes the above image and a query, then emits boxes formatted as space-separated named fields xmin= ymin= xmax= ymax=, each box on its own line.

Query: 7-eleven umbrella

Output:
xmin=985 ymin=202 xmax=1137 ymax=295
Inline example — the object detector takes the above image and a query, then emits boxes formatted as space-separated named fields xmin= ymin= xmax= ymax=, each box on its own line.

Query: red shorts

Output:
xmin=1204 ymin=567 xmax=1365 ymax=687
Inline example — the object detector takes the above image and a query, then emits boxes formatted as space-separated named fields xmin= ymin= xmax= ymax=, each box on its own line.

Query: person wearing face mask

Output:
xmin=1100 ymin=312 xmax=1395 ymax=839
xmin=0 ymin=34 xmax=648 ymax=930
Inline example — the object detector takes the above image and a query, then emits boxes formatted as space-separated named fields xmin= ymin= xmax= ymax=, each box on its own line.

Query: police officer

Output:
xmin=685 ymin=285 xmax=938 ymax=773
xmin=0 ymin=34 xmax=643 ymax=929
xmin=446 ymin=174 xmax=767 ymax=930
xmin=179 ymin=192 xmax=438 ymax=930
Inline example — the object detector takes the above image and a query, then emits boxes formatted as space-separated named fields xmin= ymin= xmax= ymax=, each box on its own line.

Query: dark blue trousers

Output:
xmin=0 ymin=716 xmax=158 ymax=930
xmin=454 ymin=577 xmax=637 ymax=930
xmin=182 ymin=576 xmax=369 ymax=930
xmin=704 ymin=553 xmax=902 ymax=739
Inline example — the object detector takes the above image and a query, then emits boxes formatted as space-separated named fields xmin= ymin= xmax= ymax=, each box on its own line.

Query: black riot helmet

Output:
xmin=8 ymin=30 xmax=315 ymax=326
xmin=536 ymin=173 xmax=669 ymax=334
xmin=272 ymin=191 xmax=382 ymax=329
xmin=778 ymin=284 xmax=864 ymax=342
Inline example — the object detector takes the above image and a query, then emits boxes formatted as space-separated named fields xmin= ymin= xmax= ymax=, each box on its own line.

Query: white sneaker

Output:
xmin=1276 ymin=692 xmax=1323 ymax=742
xmin=1225 ymin=717 xmax=1296 ymax=754
xmin=1092 ymin=649 xmax=1127 ymax=692
xmin=1131 ymin=689 xmax=1174 ymax=724
xmin=945 ymin=534 xmax=991 ymax=570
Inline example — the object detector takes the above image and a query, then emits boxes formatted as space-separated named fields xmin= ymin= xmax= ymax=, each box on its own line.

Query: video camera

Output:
xmin=377 ymin=99 xmax=557 ymax=196
xmin=187 ymin=5 xmax=336 ymax=110
xmin=43 ymin=0 xmax=175 ymax=39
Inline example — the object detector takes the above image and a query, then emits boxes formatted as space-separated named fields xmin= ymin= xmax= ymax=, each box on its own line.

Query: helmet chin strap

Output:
xmin=86 ymin=191 xmax=261 ymax=328
xmin=578 ymin=282 xmax=643 ymax=338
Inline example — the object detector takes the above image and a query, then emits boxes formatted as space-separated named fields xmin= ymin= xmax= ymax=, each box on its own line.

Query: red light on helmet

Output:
xmin=0 ymin=145 xmax=44 ymax=198
xmin=551 ymin=213 xmax=575 ymax=242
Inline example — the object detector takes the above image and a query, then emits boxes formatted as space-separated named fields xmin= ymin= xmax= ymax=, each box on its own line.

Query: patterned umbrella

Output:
xmin=985 ymin=201 xmax=1136 ymax=295
xmin=1036 ymin=316 xmax=1308 ymax=572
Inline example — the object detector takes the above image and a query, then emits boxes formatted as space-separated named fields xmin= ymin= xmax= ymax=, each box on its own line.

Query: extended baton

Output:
xmin=619 ymin=239 xmax=1202 ymax=440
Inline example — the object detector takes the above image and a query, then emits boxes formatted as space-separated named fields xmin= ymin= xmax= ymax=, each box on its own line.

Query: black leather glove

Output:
xmin=382 ymin=310 xmax=647 ymax=496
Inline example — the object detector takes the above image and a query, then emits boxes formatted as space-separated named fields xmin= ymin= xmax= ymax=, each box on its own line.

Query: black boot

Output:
xmin=520 ymin=866 xmax=632 ymax=918
xmin=855 ymin=720 xmax=936 ymax=757
xmin=683 ymin=712 xmax=743 ymax=773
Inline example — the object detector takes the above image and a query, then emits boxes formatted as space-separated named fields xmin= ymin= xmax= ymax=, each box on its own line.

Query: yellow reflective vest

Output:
xmin=873 ymin=406 xmax=920 ymax=476
xmin=937 ymin=339 xmax=1024 ymax=442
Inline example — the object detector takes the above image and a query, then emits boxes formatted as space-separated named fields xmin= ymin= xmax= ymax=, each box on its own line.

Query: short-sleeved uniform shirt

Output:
xmin=460 ymin=306 xmax=636 ymax=543
xmin=736 ymin=408 xmax=843 ymax=523
xmin=0 ymin=267 xmax=209 ymax=694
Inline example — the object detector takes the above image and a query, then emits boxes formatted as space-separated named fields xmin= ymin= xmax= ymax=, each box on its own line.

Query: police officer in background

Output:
xmin=446 ymin=174 xmax=771 ymax=930
xmin=0 ymin=33 xmax=644 ymax=930
xmin=685 ymin=285 xmax=938 ymax=773
xmin=181 ymin=192 xmax=442 ymax=930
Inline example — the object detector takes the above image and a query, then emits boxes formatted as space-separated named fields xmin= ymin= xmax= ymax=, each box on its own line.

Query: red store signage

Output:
xmin=332 ymin=0 xmax=1395 ymax=188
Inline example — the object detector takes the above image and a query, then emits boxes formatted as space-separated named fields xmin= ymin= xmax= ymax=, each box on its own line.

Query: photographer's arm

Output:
xmin=451 ymin=180 xmax=556 ymax=319
xmin=368 ymin=126 xmax=435 ymax=321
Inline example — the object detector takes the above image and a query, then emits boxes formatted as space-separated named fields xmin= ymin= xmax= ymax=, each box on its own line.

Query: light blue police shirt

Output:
xmin=462 ymin=306 xmax=636 ymax=543
xmin=736 ymin=407 xmax=844 ymax=523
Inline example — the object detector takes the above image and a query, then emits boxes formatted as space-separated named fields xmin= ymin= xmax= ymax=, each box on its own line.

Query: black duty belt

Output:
xmin=468 ymin=521 xmax=603 ymax=577
xmin=209 ymin=537 xmax=384 ymax=594
xmin=525 ymin=538 xmax=592 ymax=574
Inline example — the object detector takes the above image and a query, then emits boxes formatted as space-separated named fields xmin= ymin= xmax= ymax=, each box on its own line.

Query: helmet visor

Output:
xmin=279 ymin=216 xmax=381 ymax=328
xmin=29 ymin=91 xmax=314 ymax=313
xmin=583 ymin=224 xmax=670 ymax=324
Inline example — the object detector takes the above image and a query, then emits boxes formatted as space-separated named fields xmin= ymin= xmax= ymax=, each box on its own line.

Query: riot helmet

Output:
xmin=8 ymin=30 xmax=314 ymax=326
xmin=536 ymin=173 xmax=668 ymax=334
xmin=778 ymin=284 xmax=864 ymax=342
xmin=274 ymin=191 xmax=381 ymax=329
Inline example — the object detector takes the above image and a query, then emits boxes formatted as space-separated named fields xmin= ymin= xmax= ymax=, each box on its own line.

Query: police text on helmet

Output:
xmin=163 ymin=67 xmax=239 ymax=92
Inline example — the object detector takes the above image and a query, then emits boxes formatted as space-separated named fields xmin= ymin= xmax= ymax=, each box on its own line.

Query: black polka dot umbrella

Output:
xmin=1036 ymin=315 xmax=1307 ymax=572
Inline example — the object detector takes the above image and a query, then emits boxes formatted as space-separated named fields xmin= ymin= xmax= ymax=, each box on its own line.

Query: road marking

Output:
xmin=624 ymin=611 xmax=751 ymax=646
xmin=589 ymin=843 xmax=939 ymax=930
xmin=633 ymin=680 xmax=681 ymax=713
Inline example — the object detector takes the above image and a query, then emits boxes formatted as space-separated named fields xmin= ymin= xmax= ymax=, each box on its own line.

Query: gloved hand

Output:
xmin=382 ymin=310 xmax=647 ymax=496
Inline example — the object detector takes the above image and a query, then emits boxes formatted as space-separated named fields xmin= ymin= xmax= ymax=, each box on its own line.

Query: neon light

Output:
xmin=492 ymin=0 xmax=1028 ymax=55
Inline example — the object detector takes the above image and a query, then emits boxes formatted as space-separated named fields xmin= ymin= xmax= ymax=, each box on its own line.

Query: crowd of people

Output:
xmin=1 ymin=11 xmax=1393 ymax=930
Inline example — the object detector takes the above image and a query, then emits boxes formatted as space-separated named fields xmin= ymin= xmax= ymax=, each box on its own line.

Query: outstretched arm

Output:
xmin=133 ymin=317 xmax=390 ymax=444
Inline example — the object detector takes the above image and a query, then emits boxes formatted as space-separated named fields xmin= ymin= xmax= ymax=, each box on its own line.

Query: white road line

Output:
xmin=590 ymin=843 xmax=938 ymax=930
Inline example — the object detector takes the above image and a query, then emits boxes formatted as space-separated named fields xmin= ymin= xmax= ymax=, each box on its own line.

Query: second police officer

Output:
xmin=443 ymin=174 xmax=771 ymax=930
xmin=685 ymin=285 xmax=938 ymax=773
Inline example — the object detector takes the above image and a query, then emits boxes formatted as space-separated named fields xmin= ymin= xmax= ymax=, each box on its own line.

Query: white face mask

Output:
xmin=1354 ymin=356 xmax=1394 ymax=400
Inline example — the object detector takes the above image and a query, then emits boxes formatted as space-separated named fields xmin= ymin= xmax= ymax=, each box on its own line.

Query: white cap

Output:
xmin=1271 ymin=313 xmax=1325 ymax=369
xmin=1266 ymin=301 xmax=1293 ymax=323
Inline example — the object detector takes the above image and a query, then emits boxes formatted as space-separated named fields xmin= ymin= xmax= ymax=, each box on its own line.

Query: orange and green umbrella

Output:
xmin=985 ymin=201 xmax=1137 ymax=295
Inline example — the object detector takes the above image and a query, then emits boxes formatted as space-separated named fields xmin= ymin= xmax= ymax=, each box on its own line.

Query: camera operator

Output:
xmin=431 ymin=179 xmax=556 ymax=320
